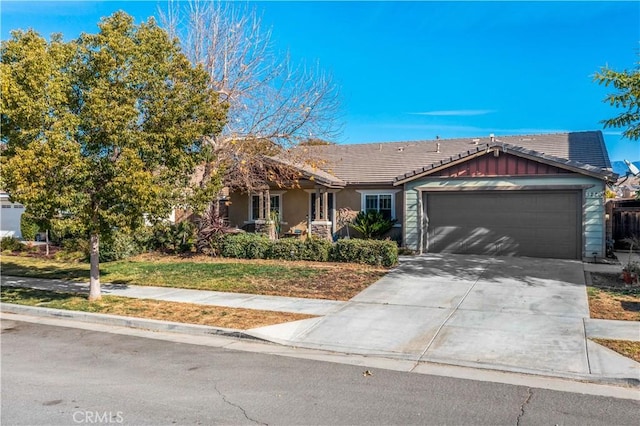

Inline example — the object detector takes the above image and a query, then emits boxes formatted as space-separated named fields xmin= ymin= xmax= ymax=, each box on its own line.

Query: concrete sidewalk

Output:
xmin=0 ymin=276 xmax=345 ymax=316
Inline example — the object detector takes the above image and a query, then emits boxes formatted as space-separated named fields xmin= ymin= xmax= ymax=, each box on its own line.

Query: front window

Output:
xmin=251 ymin=194 xmax=281 ymax=221
xmin=365 ymin=194 xmax=393 ymax=220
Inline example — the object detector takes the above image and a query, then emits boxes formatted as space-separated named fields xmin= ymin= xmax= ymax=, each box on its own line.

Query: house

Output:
xmin=225 ymin=131 xmax=617 ymax=260
xmin=0 ymin=191 xmax=25 ymax=239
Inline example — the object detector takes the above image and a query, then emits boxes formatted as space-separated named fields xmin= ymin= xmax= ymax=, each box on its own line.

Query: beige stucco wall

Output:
xmin=227 ymin=192 xmax=250 ymax=229
xmin=282 ymin=189 xmax=309 ymax=232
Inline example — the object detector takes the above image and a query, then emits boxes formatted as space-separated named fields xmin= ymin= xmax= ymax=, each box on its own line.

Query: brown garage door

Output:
xmin=425 ymin=191 xmax=581 ymax=259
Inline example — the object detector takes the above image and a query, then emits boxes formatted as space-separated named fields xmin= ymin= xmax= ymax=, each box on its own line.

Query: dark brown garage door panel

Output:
xmin=426 ymin=191 xmax=580 ymax=259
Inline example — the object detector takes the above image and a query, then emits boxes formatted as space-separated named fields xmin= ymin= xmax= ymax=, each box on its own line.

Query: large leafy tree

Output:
xmin=595 ymin=55 xmax=640 ymax=140
xmin=1 ymin=12 xmax=226 ymax=300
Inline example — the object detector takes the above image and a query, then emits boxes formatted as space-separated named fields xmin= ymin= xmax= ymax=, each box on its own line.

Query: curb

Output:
xmin=2 ymin=303 xmax=638 ymax=390
xmin=0 ymin=303 xmax=266 ymax=342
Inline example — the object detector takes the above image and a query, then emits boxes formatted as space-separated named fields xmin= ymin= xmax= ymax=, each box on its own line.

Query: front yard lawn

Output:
xmin=587 ymin=272 xmax=640 ymax=321
xmin=1 ymin=286 xmax=314 ymax=329
xmin=1 ymin=253 xmax=387 ymax=301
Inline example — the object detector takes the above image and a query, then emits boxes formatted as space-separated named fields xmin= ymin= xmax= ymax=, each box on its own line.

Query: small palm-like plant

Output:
xmin=350 ymin=211 xmax=397 ymax=239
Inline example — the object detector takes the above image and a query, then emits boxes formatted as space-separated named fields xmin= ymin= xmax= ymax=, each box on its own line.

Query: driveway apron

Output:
xmin=248 ymin=254 xmax=595 ymax=376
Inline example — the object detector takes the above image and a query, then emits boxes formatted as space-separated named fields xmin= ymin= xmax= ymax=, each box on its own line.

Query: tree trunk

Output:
xmin=45 ymin=229 xmax=49 ymax=256
xmin=88 ymin=233 xmax=101 ymax=301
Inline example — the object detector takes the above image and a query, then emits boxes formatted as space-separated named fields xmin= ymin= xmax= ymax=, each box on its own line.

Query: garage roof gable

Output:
xmin=393 ymin=142 xmax=617 ymax=185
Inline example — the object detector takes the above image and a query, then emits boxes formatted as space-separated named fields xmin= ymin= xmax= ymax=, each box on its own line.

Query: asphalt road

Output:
xmin=1 ymin=320 xmax=638 ymax=426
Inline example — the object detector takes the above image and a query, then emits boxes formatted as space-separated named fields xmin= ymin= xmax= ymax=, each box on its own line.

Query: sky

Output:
xmin=1 ymin=0 xmax=639 ymax=162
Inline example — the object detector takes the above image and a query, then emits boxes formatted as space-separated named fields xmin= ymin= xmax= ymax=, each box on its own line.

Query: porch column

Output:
xmin=322 ymin=191 xmax=329 ymax=221
xmin=264 ymin=188 xmax=271 ymax=219
xmin=315 ymin=188 xmax=321 ymax=220
xmin=258 ymin=192 xmax=265 ymax=220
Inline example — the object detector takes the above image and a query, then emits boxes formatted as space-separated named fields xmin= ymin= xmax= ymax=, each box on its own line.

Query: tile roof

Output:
xmin=296 ymin=131 xmax=613 ymax=185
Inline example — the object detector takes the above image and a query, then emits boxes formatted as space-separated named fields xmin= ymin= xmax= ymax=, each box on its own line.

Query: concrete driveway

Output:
xmin=248 ymin=254 xmax=621 ymax=377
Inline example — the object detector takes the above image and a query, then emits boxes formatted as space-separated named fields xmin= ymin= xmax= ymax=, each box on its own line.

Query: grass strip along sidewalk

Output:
xmin=1 ymin=286 xmax=315 ymax=330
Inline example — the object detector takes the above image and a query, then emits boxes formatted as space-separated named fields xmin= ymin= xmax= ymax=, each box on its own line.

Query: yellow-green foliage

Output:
xmin=1 ymin=12 xmax=227 ymax=286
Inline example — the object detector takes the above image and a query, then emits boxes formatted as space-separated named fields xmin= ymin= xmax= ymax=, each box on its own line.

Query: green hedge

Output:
xmin=214 ymin=234 xmax=397 ymax=267
xmin=331 ymin=239 xmax=398 ymax=267
xmin=221 ymin=233 xmax=271 ymax=259
xmin=265 ymin=237 xmax=332 ymax=262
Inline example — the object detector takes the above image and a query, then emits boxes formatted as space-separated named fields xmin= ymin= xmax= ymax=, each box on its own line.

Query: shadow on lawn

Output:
xmin=621 ymin=300 xmax=640 ymax=313
xmin=1 ymin=286 xmax=77 ymax=303
xmin=1 ymin=260 xmax=132 ymax=291
xmin=2 ymin=260 xmax=90 ymax=281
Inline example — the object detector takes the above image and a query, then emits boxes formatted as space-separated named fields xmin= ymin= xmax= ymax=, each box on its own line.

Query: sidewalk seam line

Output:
xmin=410 ymin=259 xmax=492 ymax=371
xmin=583 ymin=317 xmax=593 ymax=374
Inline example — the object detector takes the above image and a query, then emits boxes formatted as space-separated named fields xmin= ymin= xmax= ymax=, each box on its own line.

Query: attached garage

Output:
xmin=425 ymin=190 xmax=581 ymax=259
xmin=396 ymin=137 xmax=617 ymax=261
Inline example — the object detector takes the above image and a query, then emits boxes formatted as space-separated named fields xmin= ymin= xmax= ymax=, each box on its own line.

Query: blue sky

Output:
xmin=2 ymin=1 xmax=639 ymax=161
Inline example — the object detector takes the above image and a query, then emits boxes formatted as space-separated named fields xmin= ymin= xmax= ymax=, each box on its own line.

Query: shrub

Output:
xmin=301 ymin=237 xmax=332 ymax=262
xmin=221 ymin=233 xmax=270 ymax=259
xmin=265 ymin=237 xmax=332 ymax=262
xmin=149 ymin=222 xmax=196 ymax=253
xmin=61 ymin=237 xmax=89 ymax=254
xmin=267 ymin=238 xmax=305 ymax=260
xmin=331 ymin=239 xmax=398 ymax=267
xmin=196 ymin=207 xmax=239 ymax=256
xmin=350 ymin=211 xmax=397 ymax=239
xmin=99 ymin=231 xmax=142 ymax=262
xmin=0 ymin=237 xmax=25 ymax=252
xmin=20 ymin=214 xmax=41 ymax=241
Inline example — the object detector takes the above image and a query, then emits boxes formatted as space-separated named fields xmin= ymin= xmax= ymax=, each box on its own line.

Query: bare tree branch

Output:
xmin=159 ymin=0 xmax=342 ymax=192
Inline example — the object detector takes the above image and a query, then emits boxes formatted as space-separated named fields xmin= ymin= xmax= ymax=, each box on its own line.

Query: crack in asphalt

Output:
xmin=516 ymin=387 xmax=533 ymax=426
xmin=212 ymin=382 xmax=267 ymax=425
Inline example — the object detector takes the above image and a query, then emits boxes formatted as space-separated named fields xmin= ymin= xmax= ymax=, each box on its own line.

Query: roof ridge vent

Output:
xmin=472 ymin=138 xmax=480 ymax=145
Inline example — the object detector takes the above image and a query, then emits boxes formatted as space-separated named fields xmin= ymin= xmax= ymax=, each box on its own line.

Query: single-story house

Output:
xmin=225 ymin=131 xmax=617 ymax=260
xmin=0 ymin=191 xmax=25 ymax=239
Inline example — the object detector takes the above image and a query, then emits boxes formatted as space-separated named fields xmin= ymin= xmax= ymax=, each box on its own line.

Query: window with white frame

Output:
xmin=250 ymin=194 xmax=281 ymax=221
xmin=357 ymin=190 xmax=399 ymax=220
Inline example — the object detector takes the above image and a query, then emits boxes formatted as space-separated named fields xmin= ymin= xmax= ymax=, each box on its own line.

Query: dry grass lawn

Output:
xmin=587 ymin=272 xmax=640 ymax=321
xmin=592 ymin=339 xmax=640 ymax=363
xmin=1 ymin=286 xmax=314 ymax=329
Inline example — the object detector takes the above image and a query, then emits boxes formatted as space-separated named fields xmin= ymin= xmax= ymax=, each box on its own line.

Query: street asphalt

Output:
xmin=2 ymin=253 xmax=639 ymax=385
xmin=4 ymin=320 xmax=639 ymax=425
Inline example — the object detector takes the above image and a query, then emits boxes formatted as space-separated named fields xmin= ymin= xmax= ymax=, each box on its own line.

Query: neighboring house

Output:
xmin=226 ymin=131 xmax=616 ymax=260
xmin=0 ymin=191 xmax=25 ymax=239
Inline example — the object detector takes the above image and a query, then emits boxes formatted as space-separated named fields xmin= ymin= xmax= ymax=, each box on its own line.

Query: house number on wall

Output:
xmin=586 ymin=191 xmax=604 ymax=198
